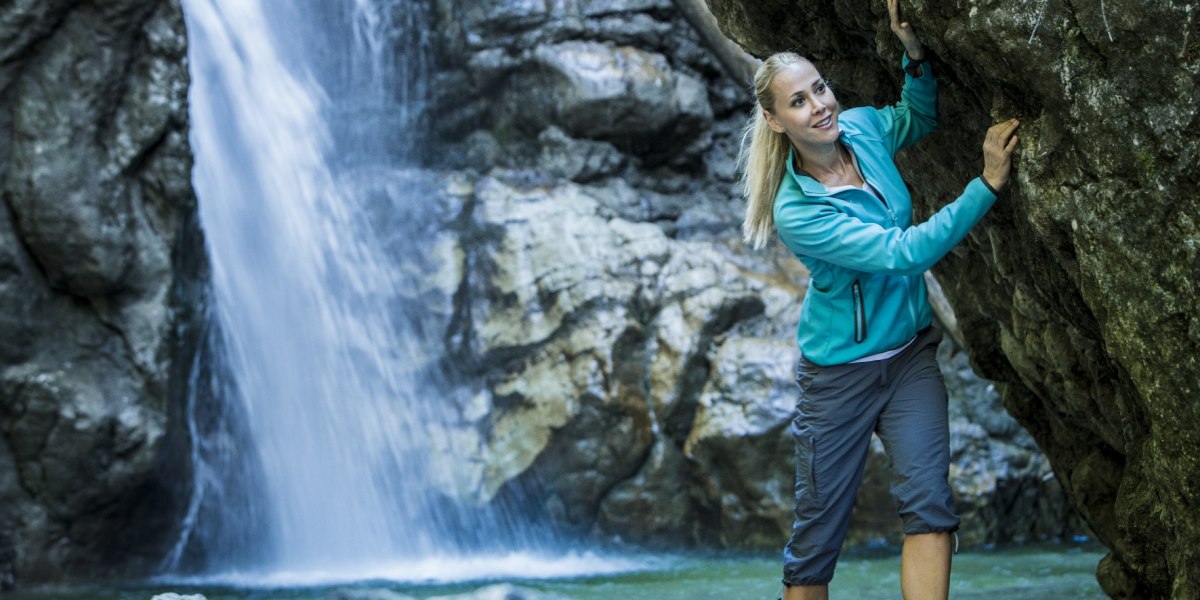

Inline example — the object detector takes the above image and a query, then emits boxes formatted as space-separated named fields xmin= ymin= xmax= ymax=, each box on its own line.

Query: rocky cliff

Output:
xmin=704 ymin=0 xmax=1199 ymax=597
xmin=0 ymin=0 xmax=199 ymax=587
xmin=416 ymin=0 xmax=1081 ymax=559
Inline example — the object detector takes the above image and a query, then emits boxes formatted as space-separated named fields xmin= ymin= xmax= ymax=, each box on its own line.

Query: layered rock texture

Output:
xmin=705 ymin=0 xmax=1200 ymax=597
xmin=0 ymin=0 xmax=199 ymax=587
xmin=418 ymin=0 xmax=1080 ymax=560
xmin=418 ymin=170 xmax=1076 ymax=551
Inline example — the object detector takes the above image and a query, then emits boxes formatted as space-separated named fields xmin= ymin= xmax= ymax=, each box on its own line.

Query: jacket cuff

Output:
xmin=980 ymin=176 xmax=1000 ymax=196
xmin=903 ymin=51 xmax=929 ymax=77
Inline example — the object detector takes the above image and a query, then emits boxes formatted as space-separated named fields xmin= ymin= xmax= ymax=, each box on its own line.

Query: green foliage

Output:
xmin=1135 ymin=147 xmax=1160 ymax=180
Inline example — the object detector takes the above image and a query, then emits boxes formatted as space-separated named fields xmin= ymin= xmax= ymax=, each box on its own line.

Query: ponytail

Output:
xmin=739 ymin=52 xmax=809 ymax=250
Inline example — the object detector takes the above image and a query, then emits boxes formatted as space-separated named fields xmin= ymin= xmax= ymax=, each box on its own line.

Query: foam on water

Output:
xmin=157 ymin=552 xmax=655 ymax=588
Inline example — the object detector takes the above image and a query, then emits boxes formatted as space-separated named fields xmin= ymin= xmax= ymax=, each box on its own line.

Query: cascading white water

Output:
xmin=176 ymin=0 xmax=478 ymax=573
xmin=172 ymin=0 xmax=645 ymax=583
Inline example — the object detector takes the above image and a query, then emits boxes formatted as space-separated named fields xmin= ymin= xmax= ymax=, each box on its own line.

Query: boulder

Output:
xmin=681 ymin=336 xmax=798 ymax=548
xmin=0 ymin=0 xmax=200 ymax=585
xmin=435 ymin=173 xmax=794 ymax=532
xmin=536 ymin=126 xmax=628 ymax=183
xmin=432 ymin=0 xmax=726 ymax=168
xmin=457 ymin=40 xmax=715 ymax=166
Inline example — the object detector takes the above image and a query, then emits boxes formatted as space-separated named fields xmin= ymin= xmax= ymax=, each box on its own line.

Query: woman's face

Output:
xmin=763 ymin=60 xmax=840 ymax=153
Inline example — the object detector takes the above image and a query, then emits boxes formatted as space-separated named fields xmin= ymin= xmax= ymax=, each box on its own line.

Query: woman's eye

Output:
xmin=816 ymin=83 xmax=827 ymax=94
xmin=792 ymin=97 xmax=806 ymax=107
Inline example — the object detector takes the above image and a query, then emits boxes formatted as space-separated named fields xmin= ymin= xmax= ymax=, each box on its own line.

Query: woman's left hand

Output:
xmin=888 ymin=0 xmax=924 ymax=60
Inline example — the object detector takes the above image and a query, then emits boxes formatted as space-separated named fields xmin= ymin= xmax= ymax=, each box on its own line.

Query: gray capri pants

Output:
xmin=782 ymin=326 xmax=958 ymax=587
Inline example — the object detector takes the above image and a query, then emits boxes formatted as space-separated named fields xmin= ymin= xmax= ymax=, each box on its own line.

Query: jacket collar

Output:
xmin=786 ymin=137 xmax=851 ymax=198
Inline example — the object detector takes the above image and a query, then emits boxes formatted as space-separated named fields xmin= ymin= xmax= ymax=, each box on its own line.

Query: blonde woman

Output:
xmin=741 ymin=1 xmax=1020 ymax=599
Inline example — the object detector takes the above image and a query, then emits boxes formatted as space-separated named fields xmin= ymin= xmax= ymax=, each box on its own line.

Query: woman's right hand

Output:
xmin=888 ymin=0 xmax=921 ymax=59
xmin=982 ymin=118 xmax=1020 ymax=191
xmin=888 ymin=0 xmax=923 ymax=60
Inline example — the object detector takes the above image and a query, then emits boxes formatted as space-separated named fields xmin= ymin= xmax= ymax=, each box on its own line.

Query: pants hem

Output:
xmin=782 ymin=577 xmax=833 ymax=587
xmin=902 ymin=523 xmax=961 ymax=536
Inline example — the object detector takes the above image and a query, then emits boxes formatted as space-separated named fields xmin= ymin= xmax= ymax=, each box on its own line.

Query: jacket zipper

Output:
xmin=857 ymin=165 xmax=908 ymax=331
xmin=859 ymin=172 xmax=897 ymax=227
xmin=852 ymin=280 xmax=868 ymax=343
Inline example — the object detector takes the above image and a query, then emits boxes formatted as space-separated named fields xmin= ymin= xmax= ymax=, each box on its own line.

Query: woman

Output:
xmin=739 ymin=1 xmax=1019 ymax=599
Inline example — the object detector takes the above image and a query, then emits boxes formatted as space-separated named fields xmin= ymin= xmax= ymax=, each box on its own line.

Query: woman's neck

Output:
xmin=797 ymin=142 xmax=863 ymax=188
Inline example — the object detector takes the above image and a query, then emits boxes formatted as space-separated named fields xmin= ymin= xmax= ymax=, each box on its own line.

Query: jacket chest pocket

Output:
xmin=851 ymin=280 xmax=868 ymax=343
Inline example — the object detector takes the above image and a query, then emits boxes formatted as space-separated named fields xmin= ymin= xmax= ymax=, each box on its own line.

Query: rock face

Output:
xmin=704 ymin=0 xmax=1200 ymax=597
xmin=421 ymin=173 xmax=1075 ymax=553
xmin=0 ymin=0 xmax=199 ymax=586
xmin=420 ymin=0 xmax=1081 ymax=559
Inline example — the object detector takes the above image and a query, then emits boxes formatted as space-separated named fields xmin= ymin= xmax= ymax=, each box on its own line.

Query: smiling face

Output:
xmin=761 ymin=59 xmax=840 ymax=156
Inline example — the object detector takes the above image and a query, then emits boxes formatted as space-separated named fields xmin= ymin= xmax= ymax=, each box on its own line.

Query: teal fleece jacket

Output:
xmin=773 ymin=55 xmax=997 ymax=366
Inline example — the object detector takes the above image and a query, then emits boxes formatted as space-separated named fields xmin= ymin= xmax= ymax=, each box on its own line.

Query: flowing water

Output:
xmin=174 ymin=0 xmax=557 ymax=576
xmin=7 ymin=546 xmax=1105 ymax=599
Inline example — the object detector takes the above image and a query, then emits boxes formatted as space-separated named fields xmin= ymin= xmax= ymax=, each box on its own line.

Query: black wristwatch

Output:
xmin=903 ymin=50 xmax=928 ymax=77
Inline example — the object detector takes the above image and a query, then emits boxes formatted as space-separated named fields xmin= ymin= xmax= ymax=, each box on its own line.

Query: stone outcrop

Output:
xmin=705 ymin=0 xmax=1200 ymax=597
xmin=419 ymin=0 xmax=1082 ymax=556
xmin=420 ymin=169 xmax=1076 ymax=552
xmin=0 ymin=0 xmax=199 ymax=587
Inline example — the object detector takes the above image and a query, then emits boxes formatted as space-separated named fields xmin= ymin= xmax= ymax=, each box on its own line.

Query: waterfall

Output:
xmin=171 ymin=0 xmax=517 ymax=576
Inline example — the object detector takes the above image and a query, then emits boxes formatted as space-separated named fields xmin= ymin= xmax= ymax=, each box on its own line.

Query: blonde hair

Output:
xmin=739 ymin=52 xmax=810 ymax=250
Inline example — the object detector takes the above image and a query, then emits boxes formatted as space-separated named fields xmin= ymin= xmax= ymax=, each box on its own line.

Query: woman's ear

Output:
xmin=763 ymin=109 xmax=786 ymax=134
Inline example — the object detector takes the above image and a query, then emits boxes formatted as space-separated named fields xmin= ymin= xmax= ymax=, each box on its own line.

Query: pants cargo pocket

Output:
xmin=792 ymin=428 xmax=821 ymax=517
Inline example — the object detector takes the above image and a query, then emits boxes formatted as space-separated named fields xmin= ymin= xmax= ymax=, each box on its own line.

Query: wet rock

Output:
xmin=445 ymin=175 xmax=668 ymax=505
xmin=436 ymin=173 xmax=795 ymax=529
xmin=492 ymin=40 xmax=713 ymax=164
xmin=536 ymin=41 xmax=704 ymax=133
xmin=940 ymin=341 xmax=1083 ymax=546
xmin=444 ymin=0 xmax=674 ymax=54
xmin=432 ymin=0 xmax=729 ymax=168
xmin=681 ymin=336 xmax=798 ymax=548
xmin=596 ymin=440 xmax=697 ymax=544
xmin=0 ymin=0 xmax=200 ymax=585
xmin=536 ymin=126 xmax=627 ymax=183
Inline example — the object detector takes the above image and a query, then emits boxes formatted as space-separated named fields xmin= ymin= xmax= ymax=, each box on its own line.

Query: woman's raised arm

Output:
xmin=889 ymin=0 xmax=924 ymax=60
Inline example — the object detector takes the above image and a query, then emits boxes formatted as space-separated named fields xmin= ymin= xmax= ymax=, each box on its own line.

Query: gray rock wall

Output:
xmin=418 ymin=0 xmax=1081 ymax=555
xmin=705 ymin=0 xmax=1199 ymax=597
xmin=0 ymin=0 xmax=199 ymax=586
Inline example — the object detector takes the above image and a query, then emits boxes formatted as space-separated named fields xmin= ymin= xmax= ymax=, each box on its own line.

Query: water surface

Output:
xmin=10 ymin=545 xmax=1105 ymax=599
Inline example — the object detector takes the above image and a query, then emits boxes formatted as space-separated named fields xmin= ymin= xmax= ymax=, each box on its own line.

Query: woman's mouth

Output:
xmin=814 ymin=116 xmax=833 ymax=129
